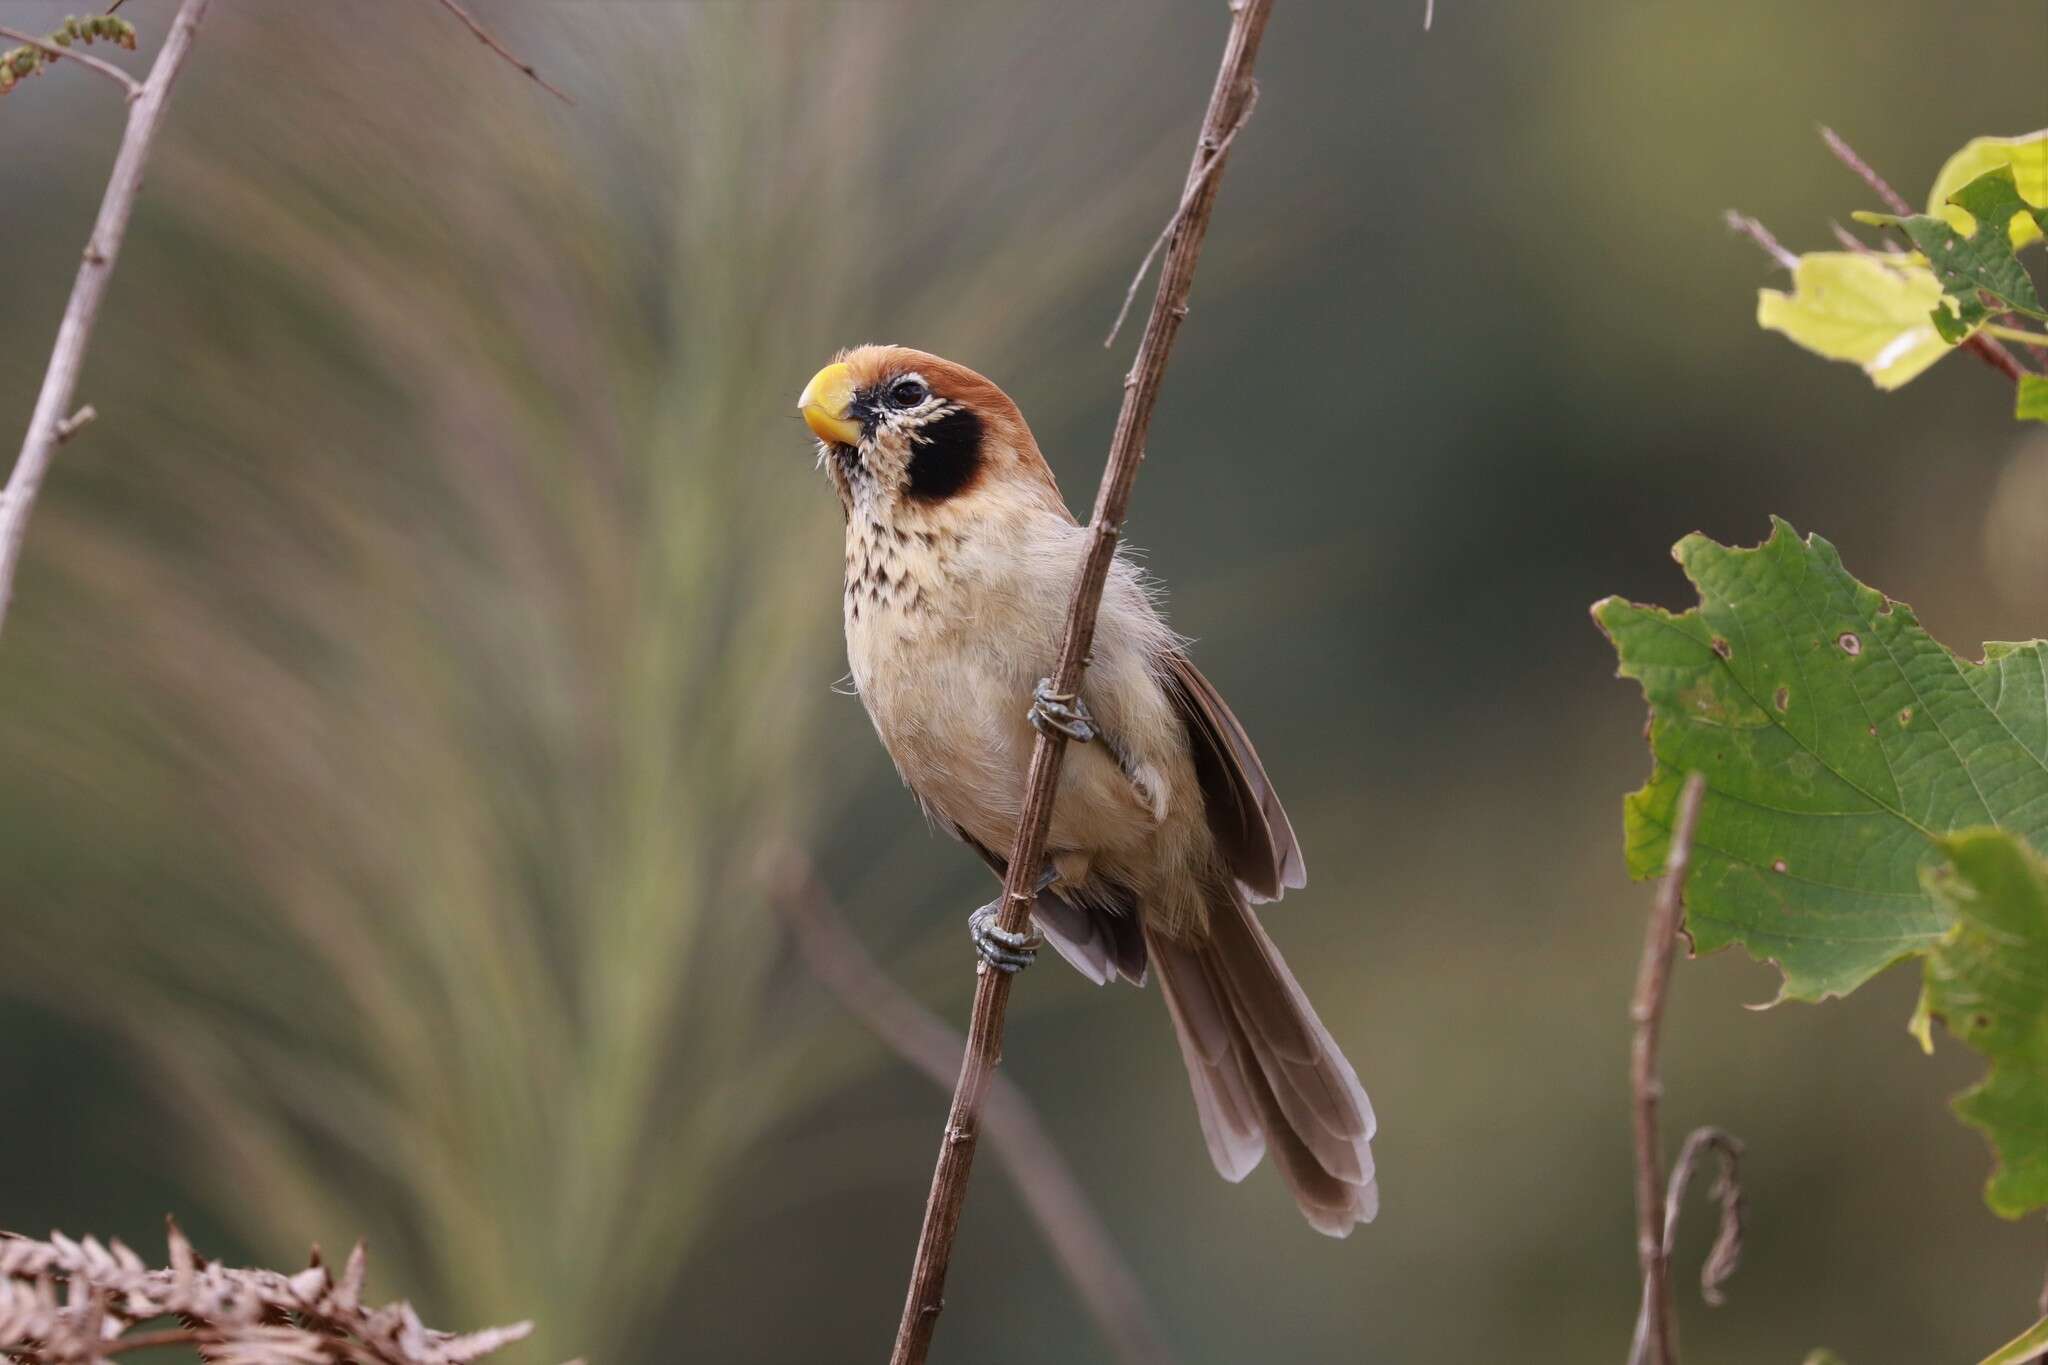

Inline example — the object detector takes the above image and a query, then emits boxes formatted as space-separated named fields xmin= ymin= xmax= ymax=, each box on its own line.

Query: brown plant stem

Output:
xmin=428 ymin=0 xmax=571 ymax=103
xmin=0 ymin=23 xmax=141 ymax=96
xmin=1818 ymin=125 xmax=2033 ymax=384
xmin=1628 ymin=771 xmax=1707 ymax=1365
xmin=1722 ymin=211 xmax=1798 ymax=273
xmin=1627 ymin=1125 xmax=1746 ymax=1365
xmin=0 ymin=0 xmax=209 ymax=642
xmin=885 ymin=4 xmax=1275 ymax=1361
xmin=772 ymin=851 xmax=1179 ymax=1365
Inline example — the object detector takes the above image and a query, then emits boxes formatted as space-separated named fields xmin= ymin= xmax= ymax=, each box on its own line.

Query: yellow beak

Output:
xmin=798 ymin=362 xmax=863 ymax=446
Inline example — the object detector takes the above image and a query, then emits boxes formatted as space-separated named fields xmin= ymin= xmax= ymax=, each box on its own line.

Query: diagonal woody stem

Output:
xmin=0 ymin=0 xmax=210 ymax=642
xmin=774 ymin=851 xmax=1179 ymax=1365
xmin=885 ymin=4 xmax=1277 ymax=1363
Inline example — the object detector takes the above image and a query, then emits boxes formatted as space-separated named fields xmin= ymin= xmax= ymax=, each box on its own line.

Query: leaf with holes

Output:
xmin=1921 ymin=828 xmax=2048 ymax=1217
xmin=1593 ymin=518 xmax=2048 ymax=1002
xmin=1928 ymin=131 xmax=2048 ymax=251
xmin=1856 ymin=166 xmax=2048 ymax=339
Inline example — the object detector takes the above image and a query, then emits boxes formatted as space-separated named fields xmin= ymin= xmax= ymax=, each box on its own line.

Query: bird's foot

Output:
xmin=969 ymin=898 xmax=1043 ymax=974
xmin=1028 ymin=678 xmax=1097 ymax=743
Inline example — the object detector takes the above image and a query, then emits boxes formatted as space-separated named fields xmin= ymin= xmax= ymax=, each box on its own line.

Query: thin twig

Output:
xmin=1627 ymin=1126 xmax=1745 ymax=1365
xmin=1722 ymin=211 xmax=1798 ymax=272
xmin=0 ymin=0 xmax=210 ymax=642
xmin=886 ymin=5 xmax=1275 ymax=1363
xmin=0 ymin=23 xmax=142 ymax=98
xmin=1627 ymin=772 xmax=1708 ymax=1365
xmin=428 ymin=0 xmax=571 ymax=104
xmin=53 ymin=406 xmax=98 ymax=445
xmin=1104 ymin=81 xmax=1261 ymax=348
xmin=1663 ymin=1128 xmax=1744 ymax=1308
xmin=1818 ymin=125 xmax=1911 ymax=217
xmin=1818 ymin=125 xmax=2032 ymax=384
xmin=772 ymin=850 xmax=1179 ymax=1365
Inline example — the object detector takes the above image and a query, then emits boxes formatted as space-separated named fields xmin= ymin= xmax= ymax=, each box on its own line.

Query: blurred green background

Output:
xmin=3 ymin=2 xmax=2046 ymax=1361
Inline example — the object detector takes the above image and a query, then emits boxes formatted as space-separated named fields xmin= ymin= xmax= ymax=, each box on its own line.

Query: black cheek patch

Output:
xmin=903 ymin=407 xmax=985 ymax=503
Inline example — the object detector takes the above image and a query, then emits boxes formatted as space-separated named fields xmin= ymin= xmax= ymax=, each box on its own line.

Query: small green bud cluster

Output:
xmin=0 ymin=15 xmax=138 ymax=95
xmin=49 ymin=14 xmax=139 ymax=50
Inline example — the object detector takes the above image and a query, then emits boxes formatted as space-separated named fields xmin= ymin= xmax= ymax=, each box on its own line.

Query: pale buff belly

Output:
xmin=850 ymin=625 xmax=1164 ymax=883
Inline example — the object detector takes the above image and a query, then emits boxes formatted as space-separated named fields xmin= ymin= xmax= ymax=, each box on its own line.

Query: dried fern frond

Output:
xmin=0 ymin=1224 xmax=542 ymax=1365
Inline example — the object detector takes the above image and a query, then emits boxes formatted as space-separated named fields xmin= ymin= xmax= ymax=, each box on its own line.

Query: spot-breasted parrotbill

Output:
xmin=798 ymin=344 xmax=1377 ymax=1235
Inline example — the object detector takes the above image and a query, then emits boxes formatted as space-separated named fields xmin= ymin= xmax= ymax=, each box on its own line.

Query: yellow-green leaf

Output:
xmin=1756 ymin=252 xmax=1953 ymax=390
xmin=2019 ymin=375 xmax=2048 ymax=424
xmin=1930 ymin=131 xmax=2048 ymax=250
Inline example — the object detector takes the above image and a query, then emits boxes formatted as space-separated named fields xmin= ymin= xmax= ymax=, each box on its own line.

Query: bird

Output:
xmin=797 ymin=344 xmax=1377 ymax=1235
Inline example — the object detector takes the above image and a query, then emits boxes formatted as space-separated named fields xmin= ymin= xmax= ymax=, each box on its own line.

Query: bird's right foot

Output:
xmin=968 ymin=898 xmax=1042 ymax=974
xmin=1028 ymin=678 xmax=1097 ymax=744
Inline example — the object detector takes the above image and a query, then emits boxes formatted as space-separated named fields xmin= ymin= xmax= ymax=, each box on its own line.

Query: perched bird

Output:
xmin=798 ymin=344 xmax=1377 ymax=1235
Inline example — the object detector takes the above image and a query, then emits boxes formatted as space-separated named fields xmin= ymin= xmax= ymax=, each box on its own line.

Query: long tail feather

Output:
xmin=1149 ymin=894 xmax=1377 ymax=1236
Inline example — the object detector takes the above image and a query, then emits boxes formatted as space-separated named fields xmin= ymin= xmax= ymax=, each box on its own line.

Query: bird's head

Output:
xmin=797 ymin=345 xmax=1060 ymax=522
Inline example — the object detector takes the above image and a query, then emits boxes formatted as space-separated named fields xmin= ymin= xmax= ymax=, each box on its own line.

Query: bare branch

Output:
xmin=1818 ymin=125 xmax=2033 ymax=385
xmin=1105 ymin=80 xmax=1261 ymax=348
xmin=0 ymin=0 xmax=210 ymax=641
xmin=1722 ymin=211 xmax=1798 ymax=272
xmin=0 ymin=23 xmax=141 ymax=97
xmin=428 ymin=0 xmax=571 ymax=104
xmin=886 ymin=6 xmax=1276 ymax=1362
xmin=1627 ymin=771 xmax=1707 ymax=1365
xmin=773 ymin=850 xmax=1179 ymax=1365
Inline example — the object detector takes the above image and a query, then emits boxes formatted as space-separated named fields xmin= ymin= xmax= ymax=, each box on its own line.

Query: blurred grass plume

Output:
xmin=0 ymin=3 xmax=1176 ymax=1358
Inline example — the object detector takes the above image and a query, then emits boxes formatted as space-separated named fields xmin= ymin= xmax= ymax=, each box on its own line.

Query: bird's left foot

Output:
xmin=969 ymin=898 xmax=1043 ymax=974
xmin=1029 ymin=678 xmax=1097 ymax=744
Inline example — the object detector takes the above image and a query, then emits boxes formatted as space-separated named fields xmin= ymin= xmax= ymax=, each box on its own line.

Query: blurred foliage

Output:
xmin=0 ymin=3 xmax=1174 ymax=1359
xmin=1752 ymin=130 xmax=2047 ymax=392
xmin=1856 ymin=166 xmax=2048 ymax=342
xmin=1757 ymin=252 xmax=1951 ymax=390
xmin=1934 ymin=134 xmax=2048 ymax=250
xmin=5 ymin=2 xmax=2048 ymax=1364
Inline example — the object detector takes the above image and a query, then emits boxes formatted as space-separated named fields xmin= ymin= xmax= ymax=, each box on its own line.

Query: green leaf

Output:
xmin=1593 ymin=519 xmax=2048 ymax=1001
xmin=1755 ymin=252 xmax=1953 ymax=390
xmin=1854 ymin=166 xmax=2048 ymax=334
xmin=1929 ymin=131 xmax=2048 ymax=251
xmin=1976 ymin=1309 xmax=2048 ymax=1365
xmin=2019 ymin=375 xmax=2048 ymax=424
xmin=1923 ymin=829 xmax=2048 ymax=1216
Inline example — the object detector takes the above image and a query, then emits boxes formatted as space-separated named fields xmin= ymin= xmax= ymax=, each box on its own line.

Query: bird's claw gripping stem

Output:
xmin=970 ymin=900 xmax=1042 ymax=973
xmin=1029 ymin=678 xmax=1097 ymax=744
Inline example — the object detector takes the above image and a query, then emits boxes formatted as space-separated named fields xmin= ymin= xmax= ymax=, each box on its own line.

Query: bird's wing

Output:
xmin=1161 ymin=651 xmax=1306 ymax=903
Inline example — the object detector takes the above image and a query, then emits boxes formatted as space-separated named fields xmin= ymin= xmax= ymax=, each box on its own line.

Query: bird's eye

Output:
xmin=888 ymin=379 xmax=929 ymax=409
